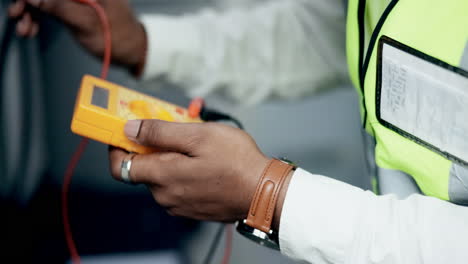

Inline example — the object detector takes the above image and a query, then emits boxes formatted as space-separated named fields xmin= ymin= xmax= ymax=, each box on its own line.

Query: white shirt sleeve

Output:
xmin=280 ymin=168 xmax=468 ymax=264
xmin=139 ymin=0 xmax=348 ymax=104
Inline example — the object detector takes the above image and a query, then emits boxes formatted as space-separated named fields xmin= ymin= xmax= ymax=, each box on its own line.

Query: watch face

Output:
xmin=236 ymin=221 xmax=279 ymax=250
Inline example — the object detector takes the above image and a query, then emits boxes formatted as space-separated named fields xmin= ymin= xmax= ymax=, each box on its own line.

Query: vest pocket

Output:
xmin=376 ymin=37 xmax=468 ymax=167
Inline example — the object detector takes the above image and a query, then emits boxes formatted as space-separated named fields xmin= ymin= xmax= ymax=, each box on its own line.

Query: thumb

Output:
xmin=124 ymin=119 xmax=207 ymax=154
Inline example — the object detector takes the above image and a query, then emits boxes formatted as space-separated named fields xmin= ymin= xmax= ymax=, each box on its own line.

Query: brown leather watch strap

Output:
xmin=246 ymin=159 xmax=295 ymax=233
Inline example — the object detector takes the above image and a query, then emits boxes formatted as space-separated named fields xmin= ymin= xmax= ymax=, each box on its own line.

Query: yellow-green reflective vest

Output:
xmin=346 ymin=0 xmax=468 ymax=204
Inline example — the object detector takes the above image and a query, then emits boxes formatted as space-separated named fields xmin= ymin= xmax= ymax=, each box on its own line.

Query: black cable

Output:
xmin=13 ymin=29 xmax=34 ymax=200
xmin=0 ymin=5 xmax=16 ymax=199
xmin=201 ymin=112 xmax=243 ymax=264
xmin=0 ymin=1 xmax=33 ymax=201
xmin=200 ymin=108 xmax=244 ymax=130
xmin=202 ymin=224 xmax=225 ymax=264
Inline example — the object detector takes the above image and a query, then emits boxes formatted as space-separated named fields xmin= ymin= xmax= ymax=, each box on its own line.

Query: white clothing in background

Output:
xmin=280 ymin=169 xmax=468 ymax=264
xmin=140 ymin=0 xmax=348 ymax=104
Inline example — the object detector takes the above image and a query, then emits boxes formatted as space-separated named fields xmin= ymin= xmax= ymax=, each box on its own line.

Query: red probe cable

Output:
xmin=61 ymin=1 xmax=233 ymax=264
xmin=62 ymin=138 xmax=89 ymax=263
xmin=62 ymin=1 xmax=111 ymax=263
xmin=221 ymin=224 xmax=234 ymax=264
xmin=72 ymin=0 xmax=112 ymax=80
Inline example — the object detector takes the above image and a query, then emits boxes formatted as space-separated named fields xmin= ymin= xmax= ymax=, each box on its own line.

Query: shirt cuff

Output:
xmin=278 ymin=168 xmax=367 ymax=263
xmin=138 ymin=14 xmax=202 ymax=81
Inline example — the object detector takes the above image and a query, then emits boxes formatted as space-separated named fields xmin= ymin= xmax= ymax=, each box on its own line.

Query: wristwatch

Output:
xmin=236 ymin=158 xmax=296 ymax=250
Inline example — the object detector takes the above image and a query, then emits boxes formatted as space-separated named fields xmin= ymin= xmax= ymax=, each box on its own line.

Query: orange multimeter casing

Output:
xmin=71 ymin=75 xmax=202 ymax=154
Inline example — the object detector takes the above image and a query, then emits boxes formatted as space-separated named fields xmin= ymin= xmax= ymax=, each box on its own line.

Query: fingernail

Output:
xmin=27 ymin=0 xmax=42 ymax=7
xmin=125 ymin=120 xmax=142 ymax=141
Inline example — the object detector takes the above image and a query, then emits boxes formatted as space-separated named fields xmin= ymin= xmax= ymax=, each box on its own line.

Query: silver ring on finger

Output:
xmin=121 ymin=153 xmax=137 ymax=184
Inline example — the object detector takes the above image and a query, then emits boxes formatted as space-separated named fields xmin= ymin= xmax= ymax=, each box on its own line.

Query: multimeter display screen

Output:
xmin=91 ymin=85 xmax=109 ymax=109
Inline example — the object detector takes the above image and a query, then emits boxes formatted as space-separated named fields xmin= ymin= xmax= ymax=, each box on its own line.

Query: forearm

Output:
xmin=277 ymin=169 xmax=468 ymax=264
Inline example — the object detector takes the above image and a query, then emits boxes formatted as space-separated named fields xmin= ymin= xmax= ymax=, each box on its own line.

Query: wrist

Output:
xmin=239 ymin=155 xmax=271 ymax=220
xmin=236 ymin=158 xmax=296 ymax=250
xmin=246 ymin=159 xmax=295 ymax=231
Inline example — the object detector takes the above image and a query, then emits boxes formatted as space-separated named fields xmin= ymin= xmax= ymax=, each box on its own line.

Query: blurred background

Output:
xmin=1 ymin=0 xmax=369 ymax=263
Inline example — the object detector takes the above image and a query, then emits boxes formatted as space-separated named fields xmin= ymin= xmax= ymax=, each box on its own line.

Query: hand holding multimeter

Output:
xmin=9 ymin=1 xmax=242 ymax=263
xmin=71 ymin=75 xmax=203 ymax=153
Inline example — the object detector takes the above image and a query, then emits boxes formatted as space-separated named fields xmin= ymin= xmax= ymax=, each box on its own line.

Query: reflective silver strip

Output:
xmin=378 ymin=167 xmax=421 ymax=199
xmin=461 ymin=41 xmax=468 ymax=71
xmin=449 ymin=42 xmax=468 ymax=205
xmin=449 ymin=164 xmax=468 ymax=205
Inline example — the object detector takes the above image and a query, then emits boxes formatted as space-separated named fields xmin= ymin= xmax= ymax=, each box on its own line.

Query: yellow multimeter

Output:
xmin=71 ymin=75 xmax=202 ymax=154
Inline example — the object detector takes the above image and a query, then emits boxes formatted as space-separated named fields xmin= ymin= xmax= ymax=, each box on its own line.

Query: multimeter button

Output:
xmin=176 ymin=107 xmax=184 ymax=115
xmin=129 ymin=100 xmax=153 ymax=119
xmin=188 ymin=97 xmax=204 ymax=118
xmin=156 ymin=108 xmax=175 ymax=122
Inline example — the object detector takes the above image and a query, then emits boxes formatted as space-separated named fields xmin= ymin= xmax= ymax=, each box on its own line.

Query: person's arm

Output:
xmin=279 ymin=168 xmax=468 ymax=264
xmin=9 ymin=0 xmax=348 ymax=103
xmin=140 ymin=0 xmax=349 ymax=103
xmin=109 ymin=119 xmax=468 ymax=264
xmin=8 ymin=0 xmax=146 ymax=73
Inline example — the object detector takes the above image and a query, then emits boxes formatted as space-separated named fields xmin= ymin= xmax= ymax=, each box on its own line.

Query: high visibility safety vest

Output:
xmin=346 ymin=0 xmax=468 ymax=204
